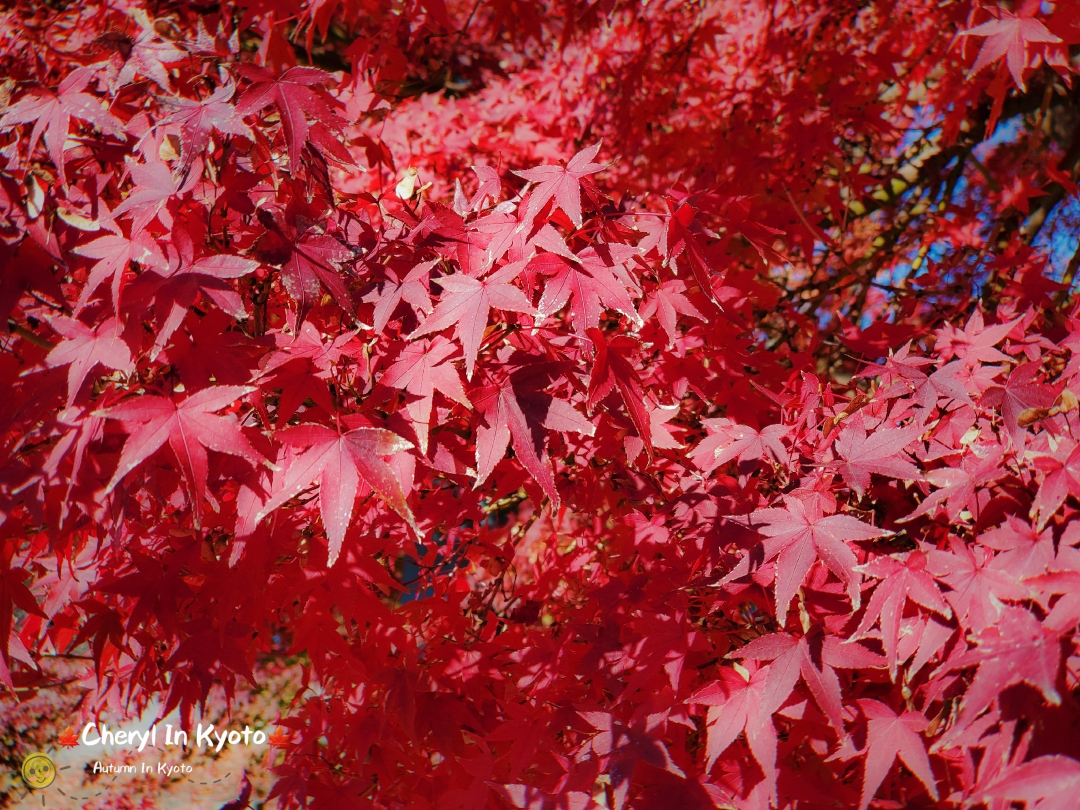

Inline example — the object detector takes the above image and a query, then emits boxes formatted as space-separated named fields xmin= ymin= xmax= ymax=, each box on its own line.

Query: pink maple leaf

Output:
xmin=513 ymin=141 xmax=605 ymax=228
xmin=722 ymin=497 xmax=891 ymax=628
xmin=408 ymin=261 xmax=535 ymax=381
xmin=855 ymin=700 xmax=938 ymax=810
xmin=962 ymin=10 xmax=1061 ymax=91
xmin=45 ymin=316 xmax=133 ymax=407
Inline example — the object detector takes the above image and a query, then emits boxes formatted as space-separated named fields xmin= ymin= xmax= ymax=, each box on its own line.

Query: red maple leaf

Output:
xmin=136 ymin=251 xmax=259 ymax=353
xmin=975 ymin=755 xmax=1080 ymax=810
xmin=98 ymin=385 xmax=267 ymax=520
xmin=254 ymin=423 xmax=418 ymax=564
xmin=848 ymin=551 xmax=951 ymax=680
xmin=407 ymin=261 xmax=535 ymax=380
xmin=833 ymin=418 xmax=921 ymax=496
xmin=689 ymin=664 xmax=778 ymax=800
xmin=979 ymin=514 xmax=1057 ymax=580
xmin=255 ymin=217 xmax=355 ymax=323
xmin=110 ymin=157 xmax=196 ymax=231
xmin=722 ymin=496 xmax=891 ymax=628
xmin=587 ymin=328 xmax=651 ymax=462
xmin=689 ymin=417 xmax=790 ymax=473
xmin=219 ymin=773 xmax=253 ymax=810
xmin=256 ymin=322 xmax=356 ymax=427
xmin=235 ymin=65 xmax=344 ymax=168
xmin=0 ymin=67 xmax=124 ymax=185
xmin=533 ymin=243 xmax=642 ymax=338
xmin=380 ymin=336 xmax=471 ymax=454
xmin=962 ymin=10 xmax=1061 ymax=90
xmin=927 ymin=536 xmax=1030 ymax=633
xmin=902 ymin=446 xmax=1005 ymax=523
xmin=1031 ymin=439 xmax=1080 ymax=532
xmin=56 ymin=726 xmax=80 ymax=747
xmin=472 ymin=362 xmax=594 ymax=508
xmin=941 ymin=606 xmax=1061 ymax=745
xmin=934 ymin=310 xmax=1018 ymax=366
xmin=512 ymin=141 xmax=605 ymax=228
xmin=468 ymin=164 xmax=501 ymax=211
xmin=72 ymin=231 xmax=167 ymax=313
xmin=624 ymin=400 xmax=682 ymax=466
xmin=730 ymin=630 xmax=886 ymax=732
xmin=983 ymin=361 xmax=1055 ymax=451
xmin=159 ymin=81 xmax=253 ymax=175
xmin=665 ymin=202 xmax=720 ymax=300
xmin=44 ymin=316 xmax=133 ymax=407
xmin=111 ymin=11 xmax=187 ymax=91
xmin=639 ymin=278 xmax=706 ymax=349
xmin=368 ymin=260 xmax=435 ymax=334
xmin=855 ymin=700 xmax=938 ymax=810
xmin=420 ymin=201 xmax=501 ymax=277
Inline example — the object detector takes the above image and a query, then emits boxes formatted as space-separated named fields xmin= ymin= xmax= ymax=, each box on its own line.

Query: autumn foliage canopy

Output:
xmin=3 ymin=0 xmax=1080 ymax=807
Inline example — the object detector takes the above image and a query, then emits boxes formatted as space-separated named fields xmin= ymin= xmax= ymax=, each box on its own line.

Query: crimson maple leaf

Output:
xmin=855 ymin=700 xmax=938 ymax=810
xmin=979 ymin=515 xmax=1056 ymax=580
xmin=139 ymin=253 xmax=259 ymax=354
xmin=380 ymin=336 xmax=471 ymax=454
xmin=421 ymin=201 xmax=503 ymax=277
xmin=368 ymin=260 xmax=435 ymax=334
xmin=407 ymin=261 xmax=535 ymax=380
xmin=665 ymin=202 xmax=720 ymax=299
xmin=532 ymin=243 xmax=642 ymax=338
xmin=902 ymin=446 xmax=1005 ymax=523
xmin=962 ymin=10 xmax=1061 ymax=90
xmin=159 ymin=81 xmax=253 ymax=175
xmin=99 ymin=385 xmax=267 ymax=521
xmin=468 ymin=164 xmax=501 ymax=211
xmin=975 ymin=755 xmax=1080 ymax=810
xmin=56 ymin=726 xmax=80 ymax=747
xmin=254 ymin=423 xmax=418 ymax=564
xmin=512 ymin=141 xmax=604 ymax=228
xmin=927 ymin=536 xmax=1030 ymax=632
xmin=941 ymin=606 xmax=1061 ymax=746
xmin=165 ymin=618 xmax=257 ymax=685
xmin=235 ymin=65 xmax=344 ymax=168
xmin=44 ymin=316 xmax=133 ymax=407
xmin=624 ymin=400 xmax=682 ymax=466
xmin=72 ymin=230 xmax=168 ymax=313
xmin=833 ymin=419 xmax=921 ymax=496
xmin=848 ymin=551 xmax=951 ymax=680
xmin=587 ymin=328 xmax=651 ymax=462
xmin=689 ymin=664 xmax=777 ymax=799
xmin=639 ymin=278 xmax=706 ymax=348
xmin=0 ymin=67 xmax=124 ymax=186
xmin=934 ymin=309 xmax=1018 ymax=365
xmin=475 ymin=202 xmax=584 ymax=275
xmin=110 ymin=155 xmax=198 ymax=231
xmin=983 ymin=361 xmax=1055 ymax=451
xmin=255 ymin=217 xmax=355 ymax=323
xmin=472 ymin=362 xmax=594 ymax=507
xmin=722 ymin=496 xmax=891 ymax=628
xmin=689 ymin=417 xmax=790 ymax=473
xmin=1031 ymin=439 xmax=1080 ymax=532
xmin=257 ymin=323 xmax=356 ymax=427
xmin=219 ymin=773 xmax=253 ymax=810
xmin=111 ymin=9 xmax=186 ymax=91
xmin=730 ymin=630 xmax=886 ymax=732
xmin=495 ymin=785 xmax=594 ymax=810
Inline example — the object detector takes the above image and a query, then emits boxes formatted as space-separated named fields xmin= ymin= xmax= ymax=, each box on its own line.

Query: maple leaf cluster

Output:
xmin=2 ymin=0 xmax=1080 ymax=809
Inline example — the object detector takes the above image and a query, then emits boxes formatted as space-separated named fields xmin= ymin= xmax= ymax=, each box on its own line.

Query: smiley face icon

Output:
xmin=20 ymin=753 xmax=56 ymax=790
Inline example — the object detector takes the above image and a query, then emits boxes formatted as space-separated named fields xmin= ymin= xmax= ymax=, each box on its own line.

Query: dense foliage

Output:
xmin=2 ymin=0 xmax=1080 ymax=807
